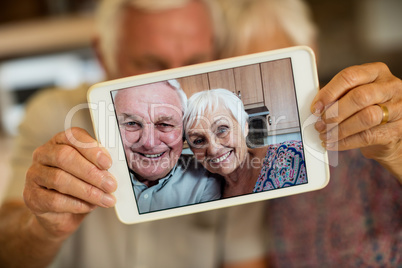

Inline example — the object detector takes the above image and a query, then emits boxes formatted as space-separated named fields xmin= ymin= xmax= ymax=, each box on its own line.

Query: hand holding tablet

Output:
xmin=87 ymin=46 xmax=330 ymax=224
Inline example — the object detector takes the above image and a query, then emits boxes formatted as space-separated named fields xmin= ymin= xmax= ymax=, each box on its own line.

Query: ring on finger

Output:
xmin=375 ymin=103 xmax=389 ymax=125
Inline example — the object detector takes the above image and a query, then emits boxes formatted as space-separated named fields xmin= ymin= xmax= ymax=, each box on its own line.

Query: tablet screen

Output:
xmin=110 ymin=57 xmax=307 ymax=214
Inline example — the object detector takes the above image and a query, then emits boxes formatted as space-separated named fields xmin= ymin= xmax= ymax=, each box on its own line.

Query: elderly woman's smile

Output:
xmin=209 ymin=150 xmax=232 ymax=163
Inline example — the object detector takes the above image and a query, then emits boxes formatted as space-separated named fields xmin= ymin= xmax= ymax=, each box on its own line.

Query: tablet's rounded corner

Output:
xmin=114 ymin=205 xmax=137 ymax=225
xmin=320 ymin=152 xmax=331 ymax=189
xmin=86 ymin=83 xmax=101 ymax=102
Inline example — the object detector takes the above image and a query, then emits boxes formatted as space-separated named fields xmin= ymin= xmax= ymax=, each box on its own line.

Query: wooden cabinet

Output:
xmin=233 ymin=65 xmax=264 ymax=107
xmin=178 ymin=65 xmax=264 ymax=107
xmin=207 ymin=65 xmax=264 ymax=107
xmin=261 ymin=59 xmax=300 ymax=135
xmin=208 ymin=69 xmax=236 ymax=93
xmin=176 ymin=74 xmax=209 ymax=97
xmin=176 ymin=58 xmax=300 ymax=136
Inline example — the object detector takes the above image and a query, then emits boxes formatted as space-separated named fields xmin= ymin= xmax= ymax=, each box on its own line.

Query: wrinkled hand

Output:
xmin=24 ymin=127 xmax=117 ymax=239
xmin=311 ymin=62 xmax=402 ymax=179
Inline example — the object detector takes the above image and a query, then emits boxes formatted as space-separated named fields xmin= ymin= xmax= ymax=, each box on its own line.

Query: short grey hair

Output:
xmin=112 ymin=79 xmax=187 ymax=114
xmin=167 ymin=79 xmax=188 ymax=114
xmin=183 ymin=88 xmax=249 ymax=136
xmin=216 ymin=0 xmax=317 ymax=57
xmin=96 ymin=0 xmax=221 ymax=76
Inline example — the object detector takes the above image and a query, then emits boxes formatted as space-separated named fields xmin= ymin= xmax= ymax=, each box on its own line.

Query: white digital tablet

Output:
xmin=88 ymin=46 xmax=330 ymax=224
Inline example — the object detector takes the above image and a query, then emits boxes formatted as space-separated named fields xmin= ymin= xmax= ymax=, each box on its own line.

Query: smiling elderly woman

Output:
xmin=184 ymin=88 xmax=307 ymax=198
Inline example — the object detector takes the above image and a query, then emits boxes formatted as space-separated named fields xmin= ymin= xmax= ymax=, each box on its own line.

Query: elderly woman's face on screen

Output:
xmin=187 ymin=107 xmax=248 ymax=176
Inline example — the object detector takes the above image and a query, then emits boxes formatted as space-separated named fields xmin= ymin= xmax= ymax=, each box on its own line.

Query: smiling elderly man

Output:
xmin=114 ymin=80 xmax=221 ymax=213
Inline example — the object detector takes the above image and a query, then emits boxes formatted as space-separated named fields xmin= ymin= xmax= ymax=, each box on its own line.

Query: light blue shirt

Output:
xmin=131 ymin=155 xmax=222 ymax=213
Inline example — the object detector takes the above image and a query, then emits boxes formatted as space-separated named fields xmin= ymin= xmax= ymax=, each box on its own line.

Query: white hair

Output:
xmin=167 ymin=79 xmax=188 ymax=114
xmin=95 ymin=0 xmax=221 ymax=76
xmin=113 ymin=79 xmax=187 ymax=114
xmin=216 ymin=0 xmax=317 ymax=57
xmin=183 ymin=88 xmax=249 ymax=136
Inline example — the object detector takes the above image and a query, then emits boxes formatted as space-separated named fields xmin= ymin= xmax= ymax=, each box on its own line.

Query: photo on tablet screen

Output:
xmin=110 ymin=57 xmax=307 ymax=215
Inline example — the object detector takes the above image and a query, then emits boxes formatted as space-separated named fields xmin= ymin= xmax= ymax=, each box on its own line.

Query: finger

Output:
xmin=321 ymin=82 xmax=390 ymax=128
xmin=319 ymin=104 xmax=385 ymax=143
xmin=55 ymin=127 xmax=112 ymax=170
xmin=24 ymin=176 xmax=96 ymax=214
xmin=319 ymin=100 xmax=398 ymax=143
xmin=33 ymin=189 xmax=96 ymax=214
xmin=29 ymin=164 xmax=116 ymax=208
xmin=323 ymin=120 xmax=401 ymax=151
xmin=311 ymin=63 xmax=389 ymax=115
xmin=33 ymin=143 xmax=117 ymax=194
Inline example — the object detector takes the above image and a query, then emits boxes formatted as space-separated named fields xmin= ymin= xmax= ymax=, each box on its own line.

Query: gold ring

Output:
xmin=376 ymin=103 xmax=389 ymax=125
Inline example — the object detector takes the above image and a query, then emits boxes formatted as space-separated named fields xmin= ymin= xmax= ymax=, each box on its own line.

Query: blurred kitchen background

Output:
xmin=1 ymin=0 xmax=402 ymax=202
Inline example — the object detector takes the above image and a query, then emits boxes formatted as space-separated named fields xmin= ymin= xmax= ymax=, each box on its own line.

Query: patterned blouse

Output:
xmin=253 ymin=140 xmax=307 ymax=192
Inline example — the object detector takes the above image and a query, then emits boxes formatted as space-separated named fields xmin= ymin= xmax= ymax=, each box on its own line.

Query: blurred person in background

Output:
xmin=215 ymin=0 xmax=401 ymax=266
xmin=0 ymin=0 xmax=268 ymax=267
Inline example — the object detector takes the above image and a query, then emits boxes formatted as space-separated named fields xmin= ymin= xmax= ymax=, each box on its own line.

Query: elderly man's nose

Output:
xmin=141 ymin=126 xmax=160 ymax=148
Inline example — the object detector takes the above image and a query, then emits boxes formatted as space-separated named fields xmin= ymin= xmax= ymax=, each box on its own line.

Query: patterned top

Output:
xmin=253 ymin=140 xmax=307 ymax=192
xmin=266 ymin=149 xmax=402 ymax=267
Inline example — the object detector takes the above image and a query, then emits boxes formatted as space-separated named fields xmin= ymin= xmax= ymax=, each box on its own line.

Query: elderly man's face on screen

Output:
xmin=114 ymin=83 xmax=184 ymax=185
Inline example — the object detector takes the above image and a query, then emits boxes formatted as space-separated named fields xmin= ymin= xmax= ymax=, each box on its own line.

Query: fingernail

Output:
xmin=325 ymin=131 xmax=332 ymax=141
xmin=101 ymin=194 xmax=116 ymax=208
xmin=97 ymin=152 xmax=112 ymax=170
xmin=315 ymin=119 xmax=326 ymax=132
xmin=322 ymin=141 xmax=335 ymax=149
xmin=312 ymin=101 xmax=324 ymax=115
xmin=102 ymin=176 xmax=117 ymax=193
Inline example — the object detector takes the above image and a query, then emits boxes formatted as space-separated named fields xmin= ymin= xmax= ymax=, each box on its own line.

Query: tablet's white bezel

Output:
xmin=87 ymin=46 xmax=330 ymax=224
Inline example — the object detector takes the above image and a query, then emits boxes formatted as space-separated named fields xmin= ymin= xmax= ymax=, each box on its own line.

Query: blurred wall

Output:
xmin=305 ymin=0 xmax=402 ymax=83
xmin=0 ymin=0 xmax=102 ymax=136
